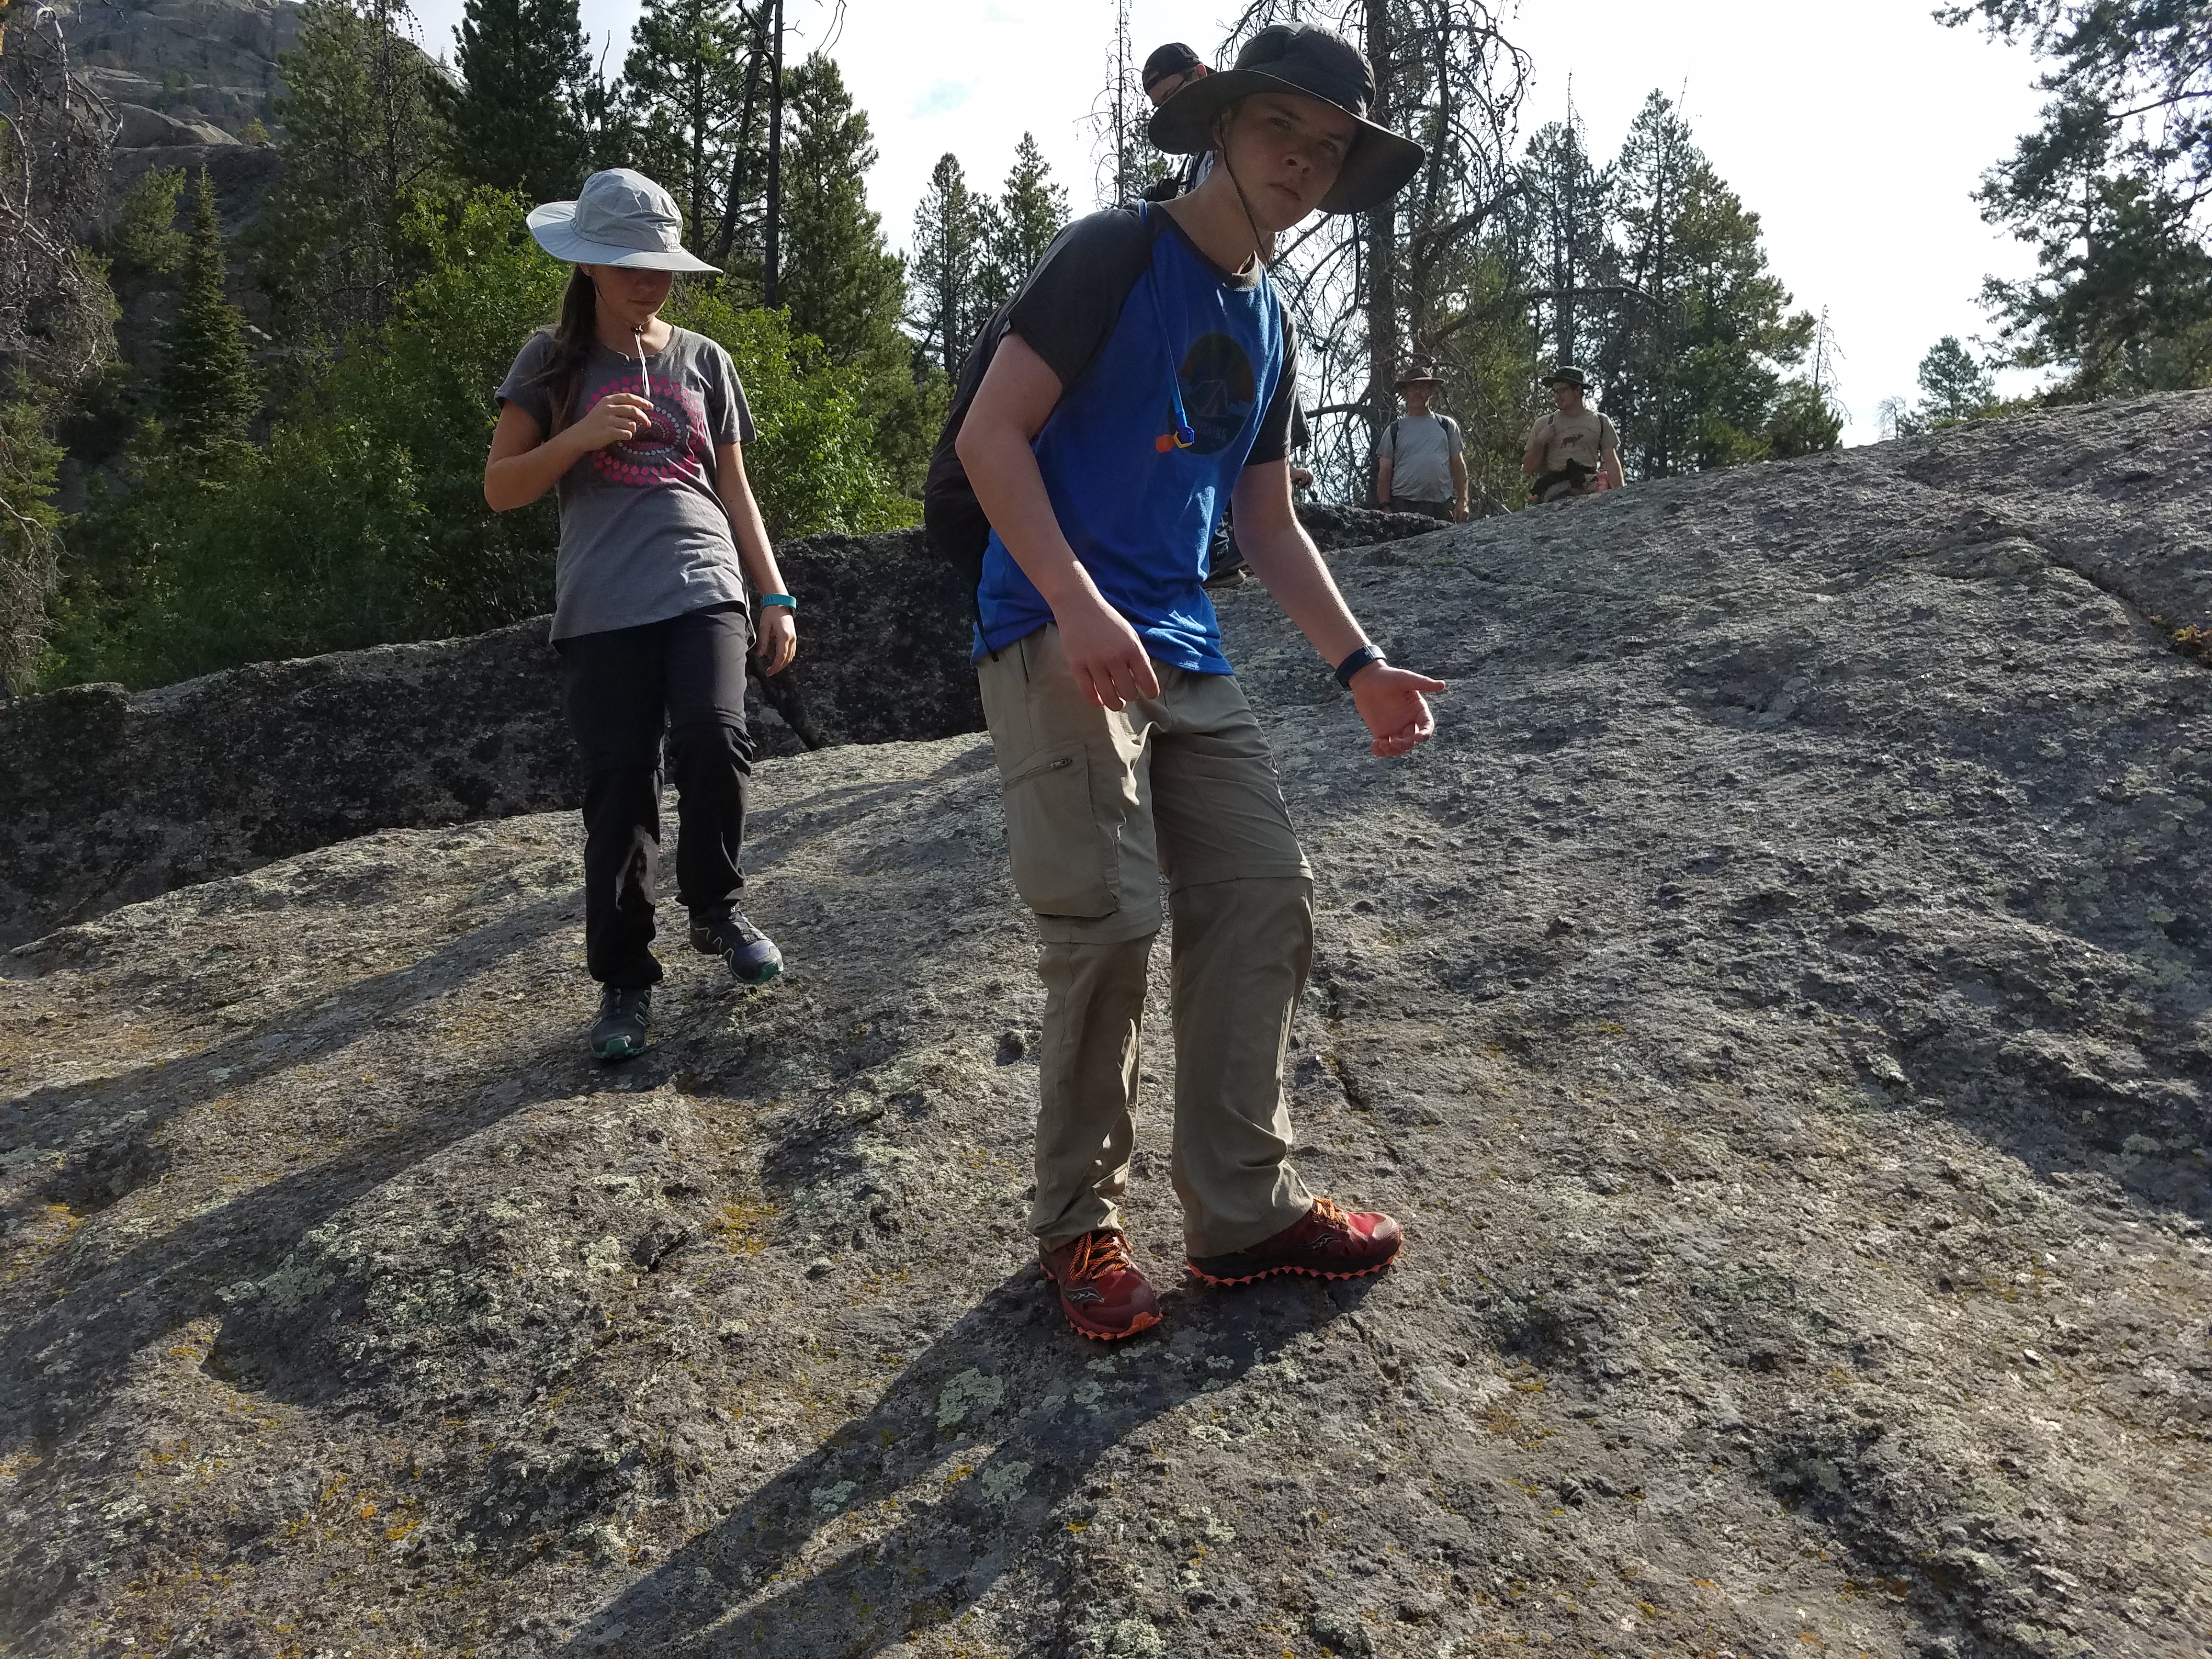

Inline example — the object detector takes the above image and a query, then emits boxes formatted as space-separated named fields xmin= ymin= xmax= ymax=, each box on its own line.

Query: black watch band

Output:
xmin=1334 ymin=644 xmax=1386 ymax=689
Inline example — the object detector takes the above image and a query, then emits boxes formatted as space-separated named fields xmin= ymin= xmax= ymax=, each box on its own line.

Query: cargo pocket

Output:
xmin=1001 ymin=744 xmax=1118 ymax=918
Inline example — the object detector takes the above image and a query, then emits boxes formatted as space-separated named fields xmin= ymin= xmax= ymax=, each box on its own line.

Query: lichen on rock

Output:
xmin=2 ymin=396 xmax=2209 ymax=1655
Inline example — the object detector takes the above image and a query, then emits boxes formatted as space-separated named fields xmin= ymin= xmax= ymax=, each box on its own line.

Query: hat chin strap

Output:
xmin=1212 ymin=131 xmax=1274 ymax=271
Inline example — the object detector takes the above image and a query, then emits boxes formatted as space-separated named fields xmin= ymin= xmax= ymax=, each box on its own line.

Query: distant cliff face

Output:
xmin=53 ymin=0 xmax=296 ymax=225
xmin=66 ymin=0 xmax=300 ymax=134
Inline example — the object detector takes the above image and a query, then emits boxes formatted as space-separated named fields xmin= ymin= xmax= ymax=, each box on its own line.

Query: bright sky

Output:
xmin=411 ymin=0 xmax=2056 ymax=445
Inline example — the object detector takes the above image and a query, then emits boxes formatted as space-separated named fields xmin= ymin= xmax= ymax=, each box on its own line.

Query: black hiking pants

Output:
xmin=556 ymin=601 xmax=754 ymax=989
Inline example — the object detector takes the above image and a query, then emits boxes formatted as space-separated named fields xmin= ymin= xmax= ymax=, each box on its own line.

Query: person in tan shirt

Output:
xmin=1522 ymin=364 xmax=1623 ymax=503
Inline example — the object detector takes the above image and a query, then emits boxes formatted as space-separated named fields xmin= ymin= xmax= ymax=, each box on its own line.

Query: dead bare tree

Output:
xmin=1085 ymin=0 xmax=1153 ymax=209
xmin=0 ymin=2 xmax=116 ymax=692
xmin=1224 ymin=0 xmax=1528 ymax=502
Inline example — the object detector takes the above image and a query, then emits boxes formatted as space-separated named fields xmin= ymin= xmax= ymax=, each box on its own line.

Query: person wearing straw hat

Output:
xmin=1375 ymin=363 xmax=1469 ymax=522
xmin=1522 ymin=364 xmax=1623 ymax=503
xmin=943 ymin=23 xmax=1444 ymax=1340
xmin=484 ymin=168 xmax=797 ymax=1063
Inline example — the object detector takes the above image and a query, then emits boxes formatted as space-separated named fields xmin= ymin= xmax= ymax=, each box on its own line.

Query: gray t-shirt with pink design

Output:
xmin=497 ymin=325 xmax=756 ymax=640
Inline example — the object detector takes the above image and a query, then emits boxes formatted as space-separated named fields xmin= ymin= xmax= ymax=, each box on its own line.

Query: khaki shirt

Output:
xmin=1526 ymin=407 xmax=1618 ymax=477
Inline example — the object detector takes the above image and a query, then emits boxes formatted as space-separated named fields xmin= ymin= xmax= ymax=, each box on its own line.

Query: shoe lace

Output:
xmin=1067 ymin=1230 xmax=1135 ymax=1282
xmin=1303 ymin=1195 xmax=1363 ymax=1255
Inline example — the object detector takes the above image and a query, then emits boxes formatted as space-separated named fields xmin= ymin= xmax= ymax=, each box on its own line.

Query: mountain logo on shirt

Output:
xmin=1172 ymin=331 xmax=1257 ymax=455
xmin=579 ymin=375 xmax=710 ymax=488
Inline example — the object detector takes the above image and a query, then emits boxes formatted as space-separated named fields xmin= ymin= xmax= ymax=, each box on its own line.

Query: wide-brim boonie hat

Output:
xmin=528 ymin=168 xmax=719 ymax=272
xmin=1546 ymin=364 xmax=1590 ymax=390
xmin=1146 ymin=25 xmax=1425 ymax=216
xmin=1397 ymin=363 xmax=1444 ymax=387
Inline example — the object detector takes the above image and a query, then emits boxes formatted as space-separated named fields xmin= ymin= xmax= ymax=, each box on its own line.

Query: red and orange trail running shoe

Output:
xmin=1040 ymin=1229 xmax=1162 ymax=1341
xmin=1185 ymin=1196 xmax=1403 ymax=1287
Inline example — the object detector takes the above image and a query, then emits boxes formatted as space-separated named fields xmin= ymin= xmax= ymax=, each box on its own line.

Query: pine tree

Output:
xmin=1519 ymin=115 xmax=1614 ymax=369
xmin=1597 ymin=92 xmax=1814 ymax=477
xmin=620 ymin=0 xmax=753 ymax=258
xmin=777 ymin=52 xmax=932 ymax=493
xmin=108 ymin=167 xmax=190 ymax=278
xmin=254 ymin=0 xmax=453 ymax=352
xmin=446 ymin=0 xmax=592 ymax=204
xmin=778 ymin=53 xmax=903 ymax=359
xmin=1943 ymin=0 xmax=2212 ymax=394
xmin=1765 ymin=380 xmax=1844 ymax=457
xmin=976 ymin=133 xmax=1068 ymax=314
xmin=908 ymin=153 xmax=987 ymax=377
xmin=1912 ymin=335 xmax=1997 ymax=426
xmin=160 ymin=171 xmax=260 ymax=449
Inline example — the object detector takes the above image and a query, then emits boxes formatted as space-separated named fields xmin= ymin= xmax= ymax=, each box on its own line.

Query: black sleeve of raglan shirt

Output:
xmin=1244 ymin=315 xmax=1300 ymax=466
xmin=1004 ymin=207 xmax=1158 ymax=391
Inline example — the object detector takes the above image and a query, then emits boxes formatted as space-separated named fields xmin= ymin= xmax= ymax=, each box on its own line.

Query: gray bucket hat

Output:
xmin=527 ymin=169 xmax=719 ymax=272
xmin=1147 ymin=25 xmax=1424 ymax=216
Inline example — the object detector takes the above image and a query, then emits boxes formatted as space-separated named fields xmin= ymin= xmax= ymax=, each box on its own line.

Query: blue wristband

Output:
xmin=1334 ymin=644 xmax=1385 ymax=689
xmin=759 ymin=592 xmax=796 ymax=611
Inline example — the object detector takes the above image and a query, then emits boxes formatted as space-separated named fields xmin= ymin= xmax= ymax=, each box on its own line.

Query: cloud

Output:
xmin=910 ymin=80 xmax=972 ymax=119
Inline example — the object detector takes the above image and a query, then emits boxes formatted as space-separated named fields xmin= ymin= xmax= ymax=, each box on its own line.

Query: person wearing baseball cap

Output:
xmin=1375 ymin=363 xmax=1469 ymax=522
xmin=483 ymin=169 xmax=798 ymax=1062
xmin=933 ymin=24 xmax=1439 ymax=1341
xmin=1143 ymin=41 xmax=1206 ymax=102
xmin=1139 ymin=43 xmax=1214 ymax=202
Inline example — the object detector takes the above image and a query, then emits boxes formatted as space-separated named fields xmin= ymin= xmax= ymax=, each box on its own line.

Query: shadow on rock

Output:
xmin=0 ymin=893 xmax=586 ymax=1442
xmin=561 ymin=1271 xmax=1383 ymax=1658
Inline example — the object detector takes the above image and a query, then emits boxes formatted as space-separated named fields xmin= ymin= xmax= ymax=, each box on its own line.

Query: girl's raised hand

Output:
xmin=572 ymin=392 xmax=652 ymax=451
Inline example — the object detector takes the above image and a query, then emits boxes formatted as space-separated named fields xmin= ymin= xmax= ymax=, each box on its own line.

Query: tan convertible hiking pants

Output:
xmin=977 ymin=624 xmax=1317 ymax=1258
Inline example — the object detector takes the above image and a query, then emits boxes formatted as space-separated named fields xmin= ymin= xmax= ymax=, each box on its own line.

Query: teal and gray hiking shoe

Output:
xmin=589 ymin=985 xmax=652 ymax=1062
xmin=690 ymin=910 xmax=783 ymax=985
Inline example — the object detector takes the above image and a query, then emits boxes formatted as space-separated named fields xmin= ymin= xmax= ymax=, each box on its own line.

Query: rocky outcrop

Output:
xmin=63 ymin=0 xmax=300 ymax=134
xmin=2 ymin=394 xmax=2207 ymax=1657
xmin=0 ymin=509 xmax=1446 ymax=948
xmin=0 ymin=619 xmax=571 ymax=950
xmin=59 ymin=0 xmax=297 ymax=218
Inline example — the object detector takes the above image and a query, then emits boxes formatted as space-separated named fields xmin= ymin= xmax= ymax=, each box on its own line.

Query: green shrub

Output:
xmin=3 ymin=389 xmax=67 ymax=692
xmin=668 ymin=285 xmax=917 ymax=540
xmin=53 ymin=188 xmax=913 ymax=689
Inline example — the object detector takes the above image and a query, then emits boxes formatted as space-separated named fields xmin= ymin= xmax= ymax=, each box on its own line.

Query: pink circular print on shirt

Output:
xmin=581 ymin=372 xmax=712 ymax=488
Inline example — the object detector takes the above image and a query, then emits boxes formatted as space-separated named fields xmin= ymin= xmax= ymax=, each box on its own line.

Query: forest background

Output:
xmin=1 ymin=0 xmax=2207 ymax=694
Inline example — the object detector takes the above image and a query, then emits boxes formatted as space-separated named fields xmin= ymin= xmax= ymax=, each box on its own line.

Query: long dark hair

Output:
xmin=528 ymin=267 xmax=599 ymax=431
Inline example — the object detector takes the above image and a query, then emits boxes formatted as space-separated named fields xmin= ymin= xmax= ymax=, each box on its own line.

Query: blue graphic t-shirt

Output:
xmin=972 ymin=205 xmax=1299 ymax=674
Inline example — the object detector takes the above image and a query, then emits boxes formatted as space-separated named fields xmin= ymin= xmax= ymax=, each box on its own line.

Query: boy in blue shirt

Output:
xmin=949 ymin=25 xmax=1446 ymax=1340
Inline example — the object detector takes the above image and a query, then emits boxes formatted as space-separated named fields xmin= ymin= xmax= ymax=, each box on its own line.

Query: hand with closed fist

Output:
xmin=573 ymin=392 xmax=653 ymax=452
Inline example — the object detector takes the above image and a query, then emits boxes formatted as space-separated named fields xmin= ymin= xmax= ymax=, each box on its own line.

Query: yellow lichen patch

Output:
xmin=709 ymin=1197 xmax=778 ymax=1256
xmin=1 ymin=1201 xmax=84 ymax=1284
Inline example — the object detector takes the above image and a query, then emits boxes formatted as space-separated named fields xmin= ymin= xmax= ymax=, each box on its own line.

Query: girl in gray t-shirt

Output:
xmin=484 ymin=168 xmax=799 ymax=1063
